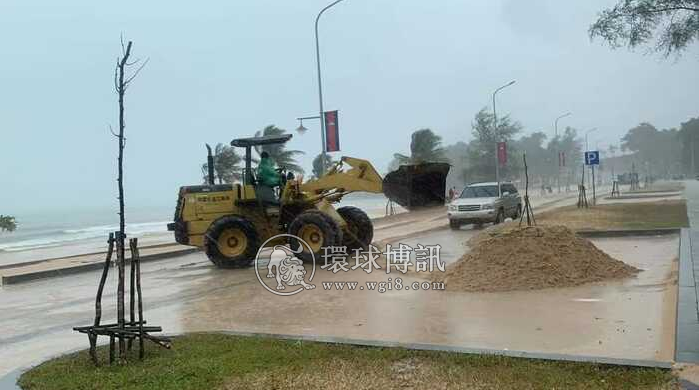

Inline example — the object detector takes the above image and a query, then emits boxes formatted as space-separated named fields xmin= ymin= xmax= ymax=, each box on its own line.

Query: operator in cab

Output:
xmin=256 ymin=151 xmax=281 ymax=204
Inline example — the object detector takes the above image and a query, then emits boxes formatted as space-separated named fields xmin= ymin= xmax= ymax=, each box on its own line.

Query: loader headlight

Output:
xmin=482 ymin=204 xmax=494 ymax=210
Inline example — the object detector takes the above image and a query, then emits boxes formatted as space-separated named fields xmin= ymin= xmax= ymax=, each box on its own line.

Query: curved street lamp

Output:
xmin=554 ymin=112 xmax=572 ymax=138
xmin=492 ymin=80 xmax=516 ymax=191
xmin=315 ymin=0 xmax=345 ymax=176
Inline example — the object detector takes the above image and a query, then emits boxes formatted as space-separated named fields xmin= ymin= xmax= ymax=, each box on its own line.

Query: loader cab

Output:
xmin=230 ymin=134 xmax=293 ymax=204
xmin=230 ymin=133 xmax=292 ymax=184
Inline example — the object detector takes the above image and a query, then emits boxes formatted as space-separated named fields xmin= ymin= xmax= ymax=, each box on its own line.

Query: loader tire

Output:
xmin=204 ymin=215 xmax=259 ymax=269
xmin=288 ymin=211 xmax=342 ymax=263
xmin=337 ymin=206 xmax=373 ymax=251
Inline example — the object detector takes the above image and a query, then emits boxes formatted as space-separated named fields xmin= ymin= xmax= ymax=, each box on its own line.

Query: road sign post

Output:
xmin=591 ymin=165 xmax=596 ymax=205
xmin=585 ymin=151 xmax=600 ymax=205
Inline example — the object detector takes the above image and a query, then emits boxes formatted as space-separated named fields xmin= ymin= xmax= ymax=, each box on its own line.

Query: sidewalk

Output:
xmin=677 ymin=229 xmax=699 ymax=363
xmin=0 ymin=244 xmax=196 ymax=285
xmin=678 ymin=180 xmax=699 ymax=363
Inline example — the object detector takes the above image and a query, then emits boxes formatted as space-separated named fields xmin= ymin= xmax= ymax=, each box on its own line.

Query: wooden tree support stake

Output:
xmin=73 ymin=234 xmax=170 ymax=365
xmin=611 ymin=180 xmax=621 ymax=197
xmin=88 ymin=233 xmax=115 ymax=365
xmin=577 ymin=164 xmax=589 ymax=208
xmin=518 ymin=153 xmax=536 ymax=227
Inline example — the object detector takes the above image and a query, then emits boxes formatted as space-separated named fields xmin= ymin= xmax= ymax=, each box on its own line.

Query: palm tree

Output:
xmin=0 ymin=215 xmax=17 ymax=232
xmin=201 ymin=143 xmax=243 ymax=184
xmin=312 ymin=153 xmax=335 ymax=179
xmin=393 ymin=128 xmax=448 ymax=165
xmin=254 ymin=125 xmax=305 ymax=174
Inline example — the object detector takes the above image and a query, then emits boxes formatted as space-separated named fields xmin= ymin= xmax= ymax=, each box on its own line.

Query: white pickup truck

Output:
xmin=447 ymin=182 xmax=522 ymax=229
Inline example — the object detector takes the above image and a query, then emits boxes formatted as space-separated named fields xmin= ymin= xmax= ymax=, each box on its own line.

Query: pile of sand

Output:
xmin=433 ymin=224 xmax=640 ymax=292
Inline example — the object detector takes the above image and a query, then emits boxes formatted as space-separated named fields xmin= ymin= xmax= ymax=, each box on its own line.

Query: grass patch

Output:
xmin=19 ymin=333 xmax=676 ymax=390
xmin=537 ymin=200 xmax=688 ymax=231
xmin=626 ymin=181 xmax=684 ymax=194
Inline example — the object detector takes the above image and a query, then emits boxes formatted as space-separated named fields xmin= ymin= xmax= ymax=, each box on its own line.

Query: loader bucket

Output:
xmin=383 ymin=162 xmax=450 ymax=209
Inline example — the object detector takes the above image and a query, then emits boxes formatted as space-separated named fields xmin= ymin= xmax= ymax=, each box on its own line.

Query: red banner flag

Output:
xmin=497 ymin=142 xmax=507 ymax=165
xmin=324 ymin=110 xmax=340 ymax=152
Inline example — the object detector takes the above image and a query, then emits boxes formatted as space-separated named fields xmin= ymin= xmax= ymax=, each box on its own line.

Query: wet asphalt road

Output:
xmin=0 ymin=186 xmax=685 ymax=379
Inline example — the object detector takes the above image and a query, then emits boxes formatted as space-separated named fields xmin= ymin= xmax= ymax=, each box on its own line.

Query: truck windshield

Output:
xmin=460 ymin=185 xmax=499 ymax=198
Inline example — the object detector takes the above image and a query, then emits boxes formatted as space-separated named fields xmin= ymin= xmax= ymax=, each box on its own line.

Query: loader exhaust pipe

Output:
xmin=205 ymin=144 xmax=215 ymax=185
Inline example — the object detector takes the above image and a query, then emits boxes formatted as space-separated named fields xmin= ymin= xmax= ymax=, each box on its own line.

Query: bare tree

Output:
xmin=74 ymin=37 xmax=169 ymax=366
xmin=112 ymin=36 xmax=148 ymax=360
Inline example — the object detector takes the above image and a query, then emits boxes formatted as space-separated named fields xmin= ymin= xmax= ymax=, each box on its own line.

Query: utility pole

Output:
xmin=554 ymin=112 xmax=571 ymax=193
xmin=492 ymin=80 xmax=516 ymax=196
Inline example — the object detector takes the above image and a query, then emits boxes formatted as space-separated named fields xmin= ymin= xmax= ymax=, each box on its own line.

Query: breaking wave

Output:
xmin=0 ymin=221 xmax=170 ymax=252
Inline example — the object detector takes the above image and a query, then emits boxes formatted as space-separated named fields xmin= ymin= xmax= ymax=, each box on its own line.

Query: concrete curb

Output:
xmin=213 ymin=330 xmax=674 ymax=369
xmin=604 ymin=193 xmax=681 ymax=200
xmin=0 ymin=248 xmax=199 ymax=286
xmin=577 ymin=228 xmax=681 ymax=238
xmin=0 ymin=243 xmax=185 ymax=271
xmin=627 ymin=188 xmax=684 ymax=194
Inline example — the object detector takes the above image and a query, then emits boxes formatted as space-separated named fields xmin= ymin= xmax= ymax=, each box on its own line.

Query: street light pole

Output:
xmin=315 ymin=0 xmax=344 ymax=176
xmin=692 ymin=131 xmax=696 ymax=175
xmin=554 ymin=112 xmax=571 ymax=193
xmin=492 ymin=80 xmax=516 ymax=195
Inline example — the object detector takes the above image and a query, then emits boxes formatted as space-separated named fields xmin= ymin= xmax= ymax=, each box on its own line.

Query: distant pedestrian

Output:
xmin=448 ymin=187 xmax=455 ymax=202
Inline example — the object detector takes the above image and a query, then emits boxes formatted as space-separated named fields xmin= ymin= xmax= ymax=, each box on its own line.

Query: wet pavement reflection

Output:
xmin=0 ymin=197 xmax=679 ymax=377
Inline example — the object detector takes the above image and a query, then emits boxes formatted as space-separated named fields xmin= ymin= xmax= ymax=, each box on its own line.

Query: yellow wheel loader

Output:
xmin=167 ymin=134 xmax=449 ymax=268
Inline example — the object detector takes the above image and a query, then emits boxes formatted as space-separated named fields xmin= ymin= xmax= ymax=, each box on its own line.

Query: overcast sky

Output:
xmin=1 ymin=0 xmax=698 ymax=214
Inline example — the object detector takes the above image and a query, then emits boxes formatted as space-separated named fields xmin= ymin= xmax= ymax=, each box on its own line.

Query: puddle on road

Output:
xmin=176 ymin=234 xmax=678 ymax=363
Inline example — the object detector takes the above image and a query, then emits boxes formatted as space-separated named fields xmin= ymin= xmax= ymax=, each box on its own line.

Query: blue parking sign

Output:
xmin=585 ymin=151 xmax=600 ymax=165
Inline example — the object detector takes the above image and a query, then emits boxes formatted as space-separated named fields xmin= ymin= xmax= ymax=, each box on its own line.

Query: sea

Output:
xmin=0 ymin=193 xmax=399 ymax=267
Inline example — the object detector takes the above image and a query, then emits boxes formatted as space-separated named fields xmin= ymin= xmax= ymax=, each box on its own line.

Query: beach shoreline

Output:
xmin=0 ymin=193 xmax=403 ymax=267
xmin=0 ymin=197 xmax=412 ymax=279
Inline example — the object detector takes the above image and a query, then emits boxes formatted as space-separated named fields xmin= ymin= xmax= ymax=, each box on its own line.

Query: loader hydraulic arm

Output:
xmin=299 ymin=156 xmax=383 ymax=195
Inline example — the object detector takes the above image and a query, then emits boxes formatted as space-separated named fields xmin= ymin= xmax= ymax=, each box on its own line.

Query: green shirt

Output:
xmin=257 ymin=157 xmax=280 ymax=186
